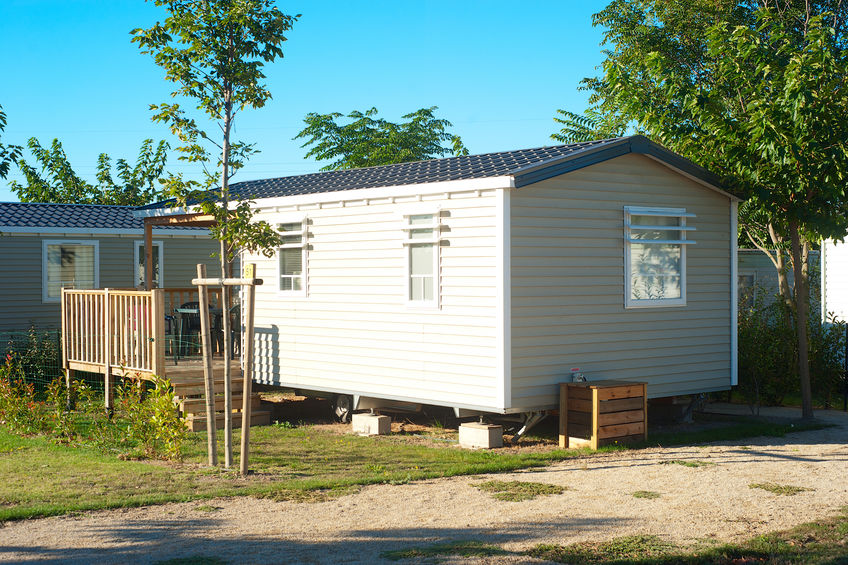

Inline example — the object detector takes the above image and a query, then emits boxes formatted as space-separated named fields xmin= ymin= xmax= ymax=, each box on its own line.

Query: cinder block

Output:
xmin=459 ymin=422 xmax=503 ymax=449
xmin=351 ymin=413 xmax=391 ymax=436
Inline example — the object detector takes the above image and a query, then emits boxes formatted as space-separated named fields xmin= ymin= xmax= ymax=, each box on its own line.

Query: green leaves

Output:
xmin=9 ymin=138 xmax=169 ymax=206
xmin=295 ymin=106 xmax=469 ymax=171
xmin=0 ymin=105 xmax=22 ymax=180
xmin=135 ymin=0 xmax=298 ymax=266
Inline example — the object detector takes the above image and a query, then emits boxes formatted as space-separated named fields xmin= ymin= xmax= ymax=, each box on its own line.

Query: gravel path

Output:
xmin=1 ymin=404 xmax=847 ymax=564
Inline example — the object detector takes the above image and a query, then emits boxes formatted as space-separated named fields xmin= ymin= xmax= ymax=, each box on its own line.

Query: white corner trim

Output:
xmin=820 ymin=239 xmax=828 ymax=324
xmin=495 ymin=187 xmax=512 ymax=411
xmin=730 ymin=201 xmax=739 ymax=386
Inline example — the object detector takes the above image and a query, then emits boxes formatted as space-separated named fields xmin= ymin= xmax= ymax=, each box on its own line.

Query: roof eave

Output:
xmin=511 ymin=135 xmax=742 ymax=202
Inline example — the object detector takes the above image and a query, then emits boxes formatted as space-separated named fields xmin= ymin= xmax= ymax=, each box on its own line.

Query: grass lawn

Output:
xmin=0 ymin=413 xmax=827 ymax=522
xmin=383 ymin=508 xmax=848 ymax=564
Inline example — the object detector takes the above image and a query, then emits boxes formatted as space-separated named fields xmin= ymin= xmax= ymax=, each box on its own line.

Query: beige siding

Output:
xmin=510 ymin=154 xmax=732 ymax=407
xmin=0 ymin=233 xmax=219 ymax=333
xmin=245 ymin=190 xmax=502 ymax=411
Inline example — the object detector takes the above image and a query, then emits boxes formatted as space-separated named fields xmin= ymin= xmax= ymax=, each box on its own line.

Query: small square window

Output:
xmin=624 ymin=207 xmax=695 ymax=308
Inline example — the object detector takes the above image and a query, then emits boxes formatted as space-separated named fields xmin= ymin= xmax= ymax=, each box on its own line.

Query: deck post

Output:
xmin=151 ymin=289 xmax=166 ymax=377
xmin=239 ymin=264 xmax=257 ymax=476
xmin=197 ymin=264 xmax=219 ymax=466
xmin=61 ymin=289 xmax=75 ymax=410
xmin=104 ymin=288 xmax=113 ymax=416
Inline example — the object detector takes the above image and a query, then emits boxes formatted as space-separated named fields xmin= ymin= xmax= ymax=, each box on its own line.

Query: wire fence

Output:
xmin=1 ymin=328 xmax=210 ymax=395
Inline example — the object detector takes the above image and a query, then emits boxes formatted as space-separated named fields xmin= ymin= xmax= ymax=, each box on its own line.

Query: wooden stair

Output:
xmin=166 ymin=363 xmax=271 ymax=432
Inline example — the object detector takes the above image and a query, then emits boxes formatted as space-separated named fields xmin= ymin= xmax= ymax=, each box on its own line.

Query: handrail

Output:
xmin=61 ymin=288 xmax=166 ymax=377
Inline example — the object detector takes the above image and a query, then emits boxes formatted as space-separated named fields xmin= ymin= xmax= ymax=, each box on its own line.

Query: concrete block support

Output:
xmin=459 ymin=422 xmax=503 ymax=449
xmin=351 ymin=413 xmax=391 ymax=436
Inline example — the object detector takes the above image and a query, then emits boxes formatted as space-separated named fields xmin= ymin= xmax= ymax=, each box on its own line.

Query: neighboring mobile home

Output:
xmin=821 ymin=238 xmax=848 ymax=322
xmin=138 ymin=136 xmax=741 ymax=419
xmin=0 ymin=202 xmax=220 ymax=333
xmin=737 ymin=248 xmax=820 ymax=308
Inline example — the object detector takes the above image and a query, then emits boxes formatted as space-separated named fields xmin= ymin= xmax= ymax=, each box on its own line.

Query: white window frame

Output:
xmin=277 ymin=216 xmax=308 ymax=297
xmin=402 ymin=208 xmax=441 ymax=308
xmin=42 ymin=239 xmax=100 ymax=303
xmin=624 ymin=206 xmax=695 ymax=308
xmin=133 ymin=240 xmax=164 ymax=289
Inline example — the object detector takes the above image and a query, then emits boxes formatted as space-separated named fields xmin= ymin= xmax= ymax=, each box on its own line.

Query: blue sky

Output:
xmin=0 ymin=0 xmax=610 ymax=202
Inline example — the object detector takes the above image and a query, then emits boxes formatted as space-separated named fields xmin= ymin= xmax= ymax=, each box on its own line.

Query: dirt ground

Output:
xmin=1 ymin=403 xmax=847 ymax=564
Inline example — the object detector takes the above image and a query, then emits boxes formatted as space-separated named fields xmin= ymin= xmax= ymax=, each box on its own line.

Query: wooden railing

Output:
xmin=163 ymin=287 xmax=223 ymax=316
xmin=61 ymin=288 xmax=166 ymax=378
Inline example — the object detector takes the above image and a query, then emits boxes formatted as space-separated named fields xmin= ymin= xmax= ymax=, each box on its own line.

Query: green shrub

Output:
xmin=738 ymin=286 xmax=846 ymax=409
xmin=117 ymin=375 xmax=187 ymax=460
xmin=2 ymin=327 xmax=61 ymax=391
xmin=0 ymin=353 xmax=46 ymax=434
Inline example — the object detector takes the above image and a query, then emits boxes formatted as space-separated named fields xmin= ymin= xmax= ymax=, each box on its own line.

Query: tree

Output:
xmin=0 ymin=105 xmax=22 ymax=179
xmin=551 ymin=107 xmax=629 ymax=144
xmin=10 ymin=137 xmax=169 ymax=205
xmin=562 ymin=0 xmax=848 ymax=419
xmin=132 ymin=0 xmax=297 ymax=468
xmin=295 ymin=106 xmax=468 ymax=171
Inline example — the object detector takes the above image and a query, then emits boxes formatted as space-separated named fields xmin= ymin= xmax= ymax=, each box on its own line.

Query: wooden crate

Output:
xmin=558 ymin=380 xmax=647 ymax=449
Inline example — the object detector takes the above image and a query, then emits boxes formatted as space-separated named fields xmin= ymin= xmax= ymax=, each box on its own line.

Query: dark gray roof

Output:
xmin=0 ymin=202 xmax=201 ymax=230
xmin=139 ymin=136 xmax=734 ymax=211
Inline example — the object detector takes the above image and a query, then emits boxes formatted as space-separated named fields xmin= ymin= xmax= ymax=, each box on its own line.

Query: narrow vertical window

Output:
xmin=404 ymin=213 xmax=439 ymax=305
xmin=278 ymin=221 xmax=306 ymax=294
xmin=624 ymin=207 xmax=695 ymax=308
xmin=134 ymin=240 xmax=163 ymax=288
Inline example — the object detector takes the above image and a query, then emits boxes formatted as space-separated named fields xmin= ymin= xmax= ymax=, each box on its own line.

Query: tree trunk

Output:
xmin=220 ymin=100 xmax=233 ymax=468
xmin=767 ymin=223 xmax=793 ymax=305
xmin=789 ymin=221 xmax=814 ymax=420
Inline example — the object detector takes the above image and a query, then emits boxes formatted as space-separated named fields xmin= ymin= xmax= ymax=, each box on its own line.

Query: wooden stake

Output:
xmin=103 ymin=289 xmax=112 ymax=416
xmin=239 ymin=264 xmax=257 ymax=476
xmin=197 ymin=264 xmax=218 ymax=466
xmin=222 ymin=283 xmax=233 ymax=469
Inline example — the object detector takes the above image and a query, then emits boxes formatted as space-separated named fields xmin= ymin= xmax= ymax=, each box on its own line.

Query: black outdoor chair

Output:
xmin=177 ymin=301 xmax=201 ymax=357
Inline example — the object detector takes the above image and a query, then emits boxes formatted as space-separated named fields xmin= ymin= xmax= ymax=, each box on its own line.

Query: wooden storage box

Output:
xmin=559 ymin=380 xmax=647 ymax=449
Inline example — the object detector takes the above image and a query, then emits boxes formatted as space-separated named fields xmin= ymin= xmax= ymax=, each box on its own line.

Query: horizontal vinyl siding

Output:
xmin=246 ymin=191 xmax=501 ymax=411
xmin=0 ymin=233 xmax=219 ymax=333
xmin=510 ymin=153 xmax=732 ymax=408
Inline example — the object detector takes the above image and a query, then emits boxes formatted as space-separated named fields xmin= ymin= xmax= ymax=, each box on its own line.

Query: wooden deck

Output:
xmin=61 ymin=288 xmax=270 ymax=432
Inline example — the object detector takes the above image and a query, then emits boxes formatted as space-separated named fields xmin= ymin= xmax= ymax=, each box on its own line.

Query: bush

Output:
xmin=0 ymin=353 xmax=46 ymax=435
xmin=738 ymin=287 xmax=846 ymax=410
xmin=2 ymin=327 xmax=61 ymax=391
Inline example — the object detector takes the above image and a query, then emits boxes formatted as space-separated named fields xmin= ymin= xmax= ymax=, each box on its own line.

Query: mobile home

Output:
xmin=139 ymin=136 xmax=740 ymax=420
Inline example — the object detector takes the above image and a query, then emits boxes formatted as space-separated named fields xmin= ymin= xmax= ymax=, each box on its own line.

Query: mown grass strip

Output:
xmin=749 ymin=482 xmax=814 ymax=496
xmin=382 ymin=540 xmax=509 ymax=561
xmin=474 ymin=480 xmax=566 ymax=501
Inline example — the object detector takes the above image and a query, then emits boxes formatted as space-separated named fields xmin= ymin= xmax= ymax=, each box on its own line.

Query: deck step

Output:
xmin=185 ymin=409 xmax=272 ymax=432
xmin=179 ymin=393 xmax=261 ymax=415
xmin=173 ymin=380 xmax=244 ymax=397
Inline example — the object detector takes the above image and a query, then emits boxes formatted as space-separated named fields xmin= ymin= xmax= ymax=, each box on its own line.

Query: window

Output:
xmin=624 ymin=207 xmax=695 ymax=308
xmin=134 ymin=241 xmax=163 ymax=288
xmin=42 ymin=240 xmax=99 ymax=302
xmin=738 ymin=272 xmax=757 ymax=309
xmin=278 ymin=220 xmax=306 ymax=294
xmin=403 ymin=212 xmax=440 ymax=305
